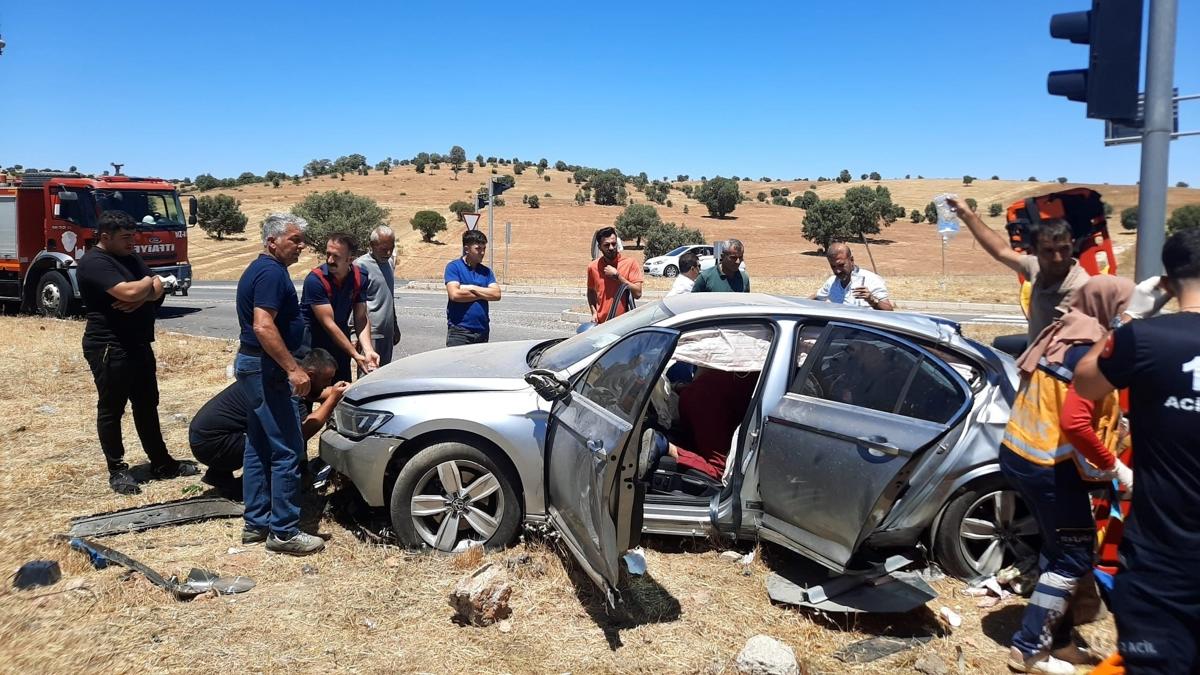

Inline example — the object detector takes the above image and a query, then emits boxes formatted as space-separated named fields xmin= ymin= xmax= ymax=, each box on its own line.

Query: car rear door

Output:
xmin=543 ymin=327 xmax=680 ymax=605
xmin=755 ymin=322 xmax=972 ymax=572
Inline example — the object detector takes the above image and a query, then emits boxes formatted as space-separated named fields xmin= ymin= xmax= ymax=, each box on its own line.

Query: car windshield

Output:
xmin=94 ymin=189 xmax=185 ymax=226
xmin=665 ymin=245 xmax=690 ymax=256
xmin=535 ymin=301 xmax=674 ymax=371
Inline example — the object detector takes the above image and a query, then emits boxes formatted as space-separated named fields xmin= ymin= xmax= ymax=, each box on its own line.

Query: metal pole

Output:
xmin=488 ymin=178 xmax=495 ymax=271
xmin=1135 ymin=0 xmax=1178 ymax=281
xmin=504 ymin=221 xmax=510 ymax=283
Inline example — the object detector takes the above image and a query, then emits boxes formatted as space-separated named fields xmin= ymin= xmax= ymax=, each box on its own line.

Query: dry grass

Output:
xmin=0 ymin=317 xmax=1114 ymax=673
xmin=187 ymin=168 xmax=1200 ymax=292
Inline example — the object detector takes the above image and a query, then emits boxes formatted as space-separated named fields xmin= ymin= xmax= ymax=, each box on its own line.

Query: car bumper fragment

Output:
xmin=319 ymin=429 xmax=401 ymax=507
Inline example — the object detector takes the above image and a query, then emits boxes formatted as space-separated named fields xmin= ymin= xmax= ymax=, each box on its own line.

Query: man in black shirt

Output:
xmin=189 ymin=348 xmax=346 ymax=497
xmin=78 ymin=210 xmax=198 ymax=494
xmin=1076 ymin=229 xmax=1200 ymax=674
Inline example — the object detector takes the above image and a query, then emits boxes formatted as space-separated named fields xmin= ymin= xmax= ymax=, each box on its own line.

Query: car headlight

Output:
xmin=333 ymin=402 xmax=394 ymax=439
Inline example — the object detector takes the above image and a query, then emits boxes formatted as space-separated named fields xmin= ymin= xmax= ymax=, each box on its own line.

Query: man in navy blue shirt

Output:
xmin=1076 ymin=229 xmax=1200 ymax=673
xmin=444 ymin=229 xmax=501 ymax=346
xmin=234 ymin=212 xmax=324 ymax=556
xmin=301 ymin=233 xmax=378 ymax=382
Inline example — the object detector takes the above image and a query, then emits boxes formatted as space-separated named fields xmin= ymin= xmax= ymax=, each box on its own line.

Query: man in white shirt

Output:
xmin=812 ymin=243 xmax=894 ymax=310
xmin=666 ymin=252 xmax=701 ymax=297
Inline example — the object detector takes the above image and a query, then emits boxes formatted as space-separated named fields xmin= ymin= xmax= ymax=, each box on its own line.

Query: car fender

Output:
xmin=925 ymin=463 xmax=1006 ymax=548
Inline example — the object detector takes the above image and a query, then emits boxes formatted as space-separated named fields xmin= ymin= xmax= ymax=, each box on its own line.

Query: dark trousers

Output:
xmin=84 ymin=343 xmax=171 ymax=472
xmin=1000 ymin=447 xmax=1097 ymax=657
xmin=1112 ymin=540 xmax=1200 ymax=674
xmin=191 ymin=432 xmax=245 ymax=474
xmin=358 ymin=336 xmax=396 ymax=377
xmin=446 ymin=324 xmax=488 ymax=347
xmin=236 ymin=353 xmax=304 ymax=538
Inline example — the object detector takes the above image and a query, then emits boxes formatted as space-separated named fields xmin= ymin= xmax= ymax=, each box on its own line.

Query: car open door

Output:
xmin=540 ymin=327 xmax=680 ymax=605
xmin=755 ymin=322 xmax=972 ymax=572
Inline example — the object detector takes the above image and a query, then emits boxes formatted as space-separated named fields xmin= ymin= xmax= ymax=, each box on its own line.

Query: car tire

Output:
xmin=389 ymin=442 xmax=522 ymax=553
xmin=932 ymin=479 xmax=1040 ymax=580
xmin=36 ymin=271 xmax=75 ymax=318
xmin=663 ymin=264 xmax=678 ymax=278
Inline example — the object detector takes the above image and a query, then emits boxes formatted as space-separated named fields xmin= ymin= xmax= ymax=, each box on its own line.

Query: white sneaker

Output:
xmin=1050 ymin=644 xmax=1101 ymax=666
xmin=1008 ymin=647 xmax=1078 ymax=674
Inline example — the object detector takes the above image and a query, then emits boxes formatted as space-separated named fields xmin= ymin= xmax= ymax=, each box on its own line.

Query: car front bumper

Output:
xmin=319 ymin=428 xmax=402 ymax=507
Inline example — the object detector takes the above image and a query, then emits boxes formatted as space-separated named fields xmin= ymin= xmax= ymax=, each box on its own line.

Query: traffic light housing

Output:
xmin=491 ymin=176 xmax=513 ymax=196
xmin=1047 ymin=0 xmax=1143 ymax=121
xmin=475 ymin=193 xmax=489 ymax=210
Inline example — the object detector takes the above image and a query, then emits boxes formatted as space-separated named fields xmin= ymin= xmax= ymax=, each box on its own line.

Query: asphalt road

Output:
xmin=157 ymin=282 xmax=578 ymax=357
xmin=157 ymin=282 xmax=1027 ymax=356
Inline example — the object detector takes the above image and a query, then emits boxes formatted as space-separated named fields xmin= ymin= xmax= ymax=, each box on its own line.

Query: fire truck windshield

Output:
xmin=94 ymin=190 xmax=186 ymax=227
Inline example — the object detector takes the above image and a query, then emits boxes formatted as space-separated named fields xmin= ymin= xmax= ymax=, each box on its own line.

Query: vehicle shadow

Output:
xmin=156 ymin=305 xmax=204 ymax=319
xmin=564 ymin=558 xmax=683 ymax=650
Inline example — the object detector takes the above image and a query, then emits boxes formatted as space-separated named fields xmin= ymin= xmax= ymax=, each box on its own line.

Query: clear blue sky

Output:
xmin=0 ymin=1 xmax=1196 ymax=184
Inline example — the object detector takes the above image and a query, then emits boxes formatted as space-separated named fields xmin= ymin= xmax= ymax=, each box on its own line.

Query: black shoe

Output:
xmin=242 ymin=527 xmax=269 ymax=545
xmin=151 ymin=459 xmax=200 ymax=480
xmin=108 ymin=469 xmax=141 ymax=495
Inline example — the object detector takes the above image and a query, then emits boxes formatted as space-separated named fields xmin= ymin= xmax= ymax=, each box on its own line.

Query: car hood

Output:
xmin=345 ymin=339 xmax=540 ymax=402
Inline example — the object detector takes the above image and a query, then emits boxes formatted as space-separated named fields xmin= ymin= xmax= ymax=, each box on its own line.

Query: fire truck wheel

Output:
xmin=36 ymin=271 xmax=74 ymax=318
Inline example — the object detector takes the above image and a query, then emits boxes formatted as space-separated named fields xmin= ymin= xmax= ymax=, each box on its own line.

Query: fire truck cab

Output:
xmin=0 ymin=171 xmax=195 ymax=318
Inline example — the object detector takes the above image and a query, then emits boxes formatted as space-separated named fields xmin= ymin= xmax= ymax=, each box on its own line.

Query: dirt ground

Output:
xmin=0 ymin=317 xmax=1115 ymax=673
xmin=185 ymin=168 xmax=1200 ymax=304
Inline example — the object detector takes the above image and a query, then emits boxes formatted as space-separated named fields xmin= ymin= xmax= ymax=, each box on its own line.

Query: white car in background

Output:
xmin=643 ymin=244 xmax=714 ymax=278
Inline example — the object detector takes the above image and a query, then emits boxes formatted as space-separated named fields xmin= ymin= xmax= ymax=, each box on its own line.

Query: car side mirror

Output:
xmin=187 ymin=196 xmax=198 ymax=226
xmin=525 ymin=369 xmax=569 ymax=402
xmin=58 ymin=190 xmax=78 ymax=202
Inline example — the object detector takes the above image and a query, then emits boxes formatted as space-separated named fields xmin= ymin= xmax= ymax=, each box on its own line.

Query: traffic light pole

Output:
xmin=1135 ymin=0 xmax=1178 ymax=281
xmin=488 ymin=178 xmax=495 ymax=271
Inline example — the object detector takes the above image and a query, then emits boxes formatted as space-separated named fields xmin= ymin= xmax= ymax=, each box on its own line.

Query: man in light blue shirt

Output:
xmin=812 ymin=243 xmax=894 ymax=310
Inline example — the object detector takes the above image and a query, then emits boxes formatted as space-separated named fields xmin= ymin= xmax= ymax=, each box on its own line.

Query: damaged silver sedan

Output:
xmin=321 ymin=293 xmax=1036 ymax=602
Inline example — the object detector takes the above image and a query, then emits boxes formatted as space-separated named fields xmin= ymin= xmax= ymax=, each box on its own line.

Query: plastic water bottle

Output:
xmin=933 ymin=193 xmax=960 ymax=237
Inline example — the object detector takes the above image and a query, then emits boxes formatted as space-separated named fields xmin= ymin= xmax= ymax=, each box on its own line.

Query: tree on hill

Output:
xmin=756 ymin=192 xmax=767 ymax=202
xmin=965 ymin=197 xmax=978 ymax=213
xmin=910 ymin=209 xmax=923 ymax=223
xmin=528 ymin=195 xmax=540 ymax=209
xmin=1120 ymin=206 xmax=1138 ymax=231
xmin=988 ymin=202 xmax=1003 ymax=217
xmin=293 ymin=190 xmax=389 ymax=250
xmin=1028 ymin=176 xmax=1038 ymax=182
xmin=860 ymin=173 xmax=869 ymax=181
xmin=1178 ymin=181 xmax=1191 ymax=188
xmin=844 ymin=186 xmax=894 ymax=241
xmin=869 ymin=171 xmax=881 ymax=181
xmin=802 ymin=199 xmax=851 ymax=252
xmin=991 ymin=175 xmax=1000 ymax=180
xmin=449 ymin=146 xmax=467 ymax=180
xmin=587 ymin=171 xmax=626 ymax=206
xmin=963 ymin=175 xmax=975 ymax=185
xmin=800 ymin=190 xmax=819 ymax=209
xmin=696 ymin=177 xmax=740 ymax=218
xmin=1168 ymin=205 xmax=1200 ymax=234
xmin=196 ymin=194 xmax=247 ymax=240
xmin=410 ymin=210 xmax=448 ymax=242
xmin=838 ymin=169 xmax=852 ymax=183
xmin=1057 ymin=177 xmax=1069 ymax=184
xmin=494 ymin=174 xmax=516 ymax=192
xmin=333 ymin=154 xmax=368 ymax=174
xmin=644 ymin=222 xmax=705 ymax=258
xmin=475 ymin=154 xmax=484 ymax=165
xmin=414 ymin=161 xmax=426 ymax=174
xmin=449 ymin=200 xmax=473 ymax=222
xmin=925 ymin=201 xmax=938 ymax=224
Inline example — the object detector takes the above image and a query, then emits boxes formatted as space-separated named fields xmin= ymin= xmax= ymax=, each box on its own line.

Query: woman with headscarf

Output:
xmin=1001 ymin=274 xmax=1137 ymax=674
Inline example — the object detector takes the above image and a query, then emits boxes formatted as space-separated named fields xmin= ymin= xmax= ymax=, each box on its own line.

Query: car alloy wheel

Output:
xmin=957 ymin=488 xmax=1039 ymax=575
xmin=663 ymin=264 xmax=678 ymax=277
xmin=409 ymin=459 xmax=505 ymax=552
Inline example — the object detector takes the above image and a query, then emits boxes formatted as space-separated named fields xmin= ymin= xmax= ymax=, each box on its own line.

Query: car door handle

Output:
xmin=856 ymin=435 xmax=900 ymax=455
xmin=586 ymin=439 xmax=604 ymax=453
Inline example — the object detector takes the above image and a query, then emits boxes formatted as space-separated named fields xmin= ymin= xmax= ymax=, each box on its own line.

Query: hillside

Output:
xmin=186 ymin=166 xmax=1200 ymax=291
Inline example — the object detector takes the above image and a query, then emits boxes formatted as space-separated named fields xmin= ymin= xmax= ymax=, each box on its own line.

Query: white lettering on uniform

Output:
xmin=1184 ymin=356 xmax=1200 ymax=392
xmin=1166 ymin=396 xmax=1180 ymax=409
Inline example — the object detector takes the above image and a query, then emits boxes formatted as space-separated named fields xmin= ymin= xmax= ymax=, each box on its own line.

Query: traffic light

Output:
xmin=1047 ymin=0 xmax=1144 ymax=121
xmin=475 ymin=193 xmax=489 ymax=210
xmin=491 ymin=176 xmax=513 ymax=196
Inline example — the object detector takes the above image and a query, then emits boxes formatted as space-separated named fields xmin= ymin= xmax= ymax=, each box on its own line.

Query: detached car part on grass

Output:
xmin=321 ymin=293 xmax=1034 ymax=604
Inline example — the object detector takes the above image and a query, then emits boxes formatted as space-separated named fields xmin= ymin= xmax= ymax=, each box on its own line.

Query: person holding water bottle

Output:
xmin=951 ymin=196 xmax=1088 ymax=339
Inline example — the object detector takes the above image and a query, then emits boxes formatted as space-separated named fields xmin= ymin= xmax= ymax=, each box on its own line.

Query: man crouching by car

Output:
xmin=189 ymin=348 xmax=347 ymax=499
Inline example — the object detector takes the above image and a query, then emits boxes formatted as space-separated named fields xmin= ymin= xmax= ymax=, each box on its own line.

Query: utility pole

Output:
xmin=1134 ymin=0 xmax=1178 ymax=281
xmin=488 ymin=178 xmax=495 ymax=271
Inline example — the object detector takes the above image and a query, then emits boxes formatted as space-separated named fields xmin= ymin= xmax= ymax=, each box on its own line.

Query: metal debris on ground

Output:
xmin=735 ymin=634 xmax=801 ymax=675
xmin=61 ymin=536 xmax=254 ymax=600
xmin=12 ymin=560 xmax=62 ymax=590
xmin=766 ymin=554 xmax=936 ymax=613
xmin=448 ymin=562 xmax=512 ymax=627
xmin=68 ymin=497 xmax=243 ymax=538
xmin=833 ymin=636 xmax=934 ymax=664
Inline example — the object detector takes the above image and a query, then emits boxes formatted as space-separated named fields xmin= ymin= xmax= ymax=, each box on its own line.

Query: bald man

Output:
xmin=812 ymin=243 xmax=893 ymax=310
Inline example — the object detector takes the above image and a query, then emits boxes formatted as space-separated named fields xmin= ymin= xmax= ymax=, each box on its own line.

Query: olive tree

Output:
xmin=196 ymin=194 xmax=247 ymax=240
xmin=410 ymin=210 xmax=448 ymax=242
xmin=292 ymin=190 xmax=388 ymax=250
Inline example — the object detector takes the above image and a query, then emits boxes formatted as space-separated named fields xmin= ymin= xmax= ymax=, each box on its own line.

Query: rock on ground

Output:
xmin=448 ymin=563 xmax=512 ymax=627
xmin=736 ymin=634 xmax=800 ymax=675
xmin=913 ymin=653 xmax=950 ymax=675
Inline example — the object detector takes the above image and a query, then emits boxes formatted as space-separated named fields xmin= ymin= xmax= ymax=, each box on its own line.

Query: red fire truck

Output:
xmin=0 ymin=171 xmax=196 ymax=317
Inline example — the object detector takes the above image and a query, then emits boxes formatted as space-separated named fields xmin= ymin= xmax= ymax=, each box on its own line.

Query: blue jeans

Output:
xmin=236 ymin=353 xmax=305 ymax=538
xmin=1000 ymin=446 xmax=1097 ymax=657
